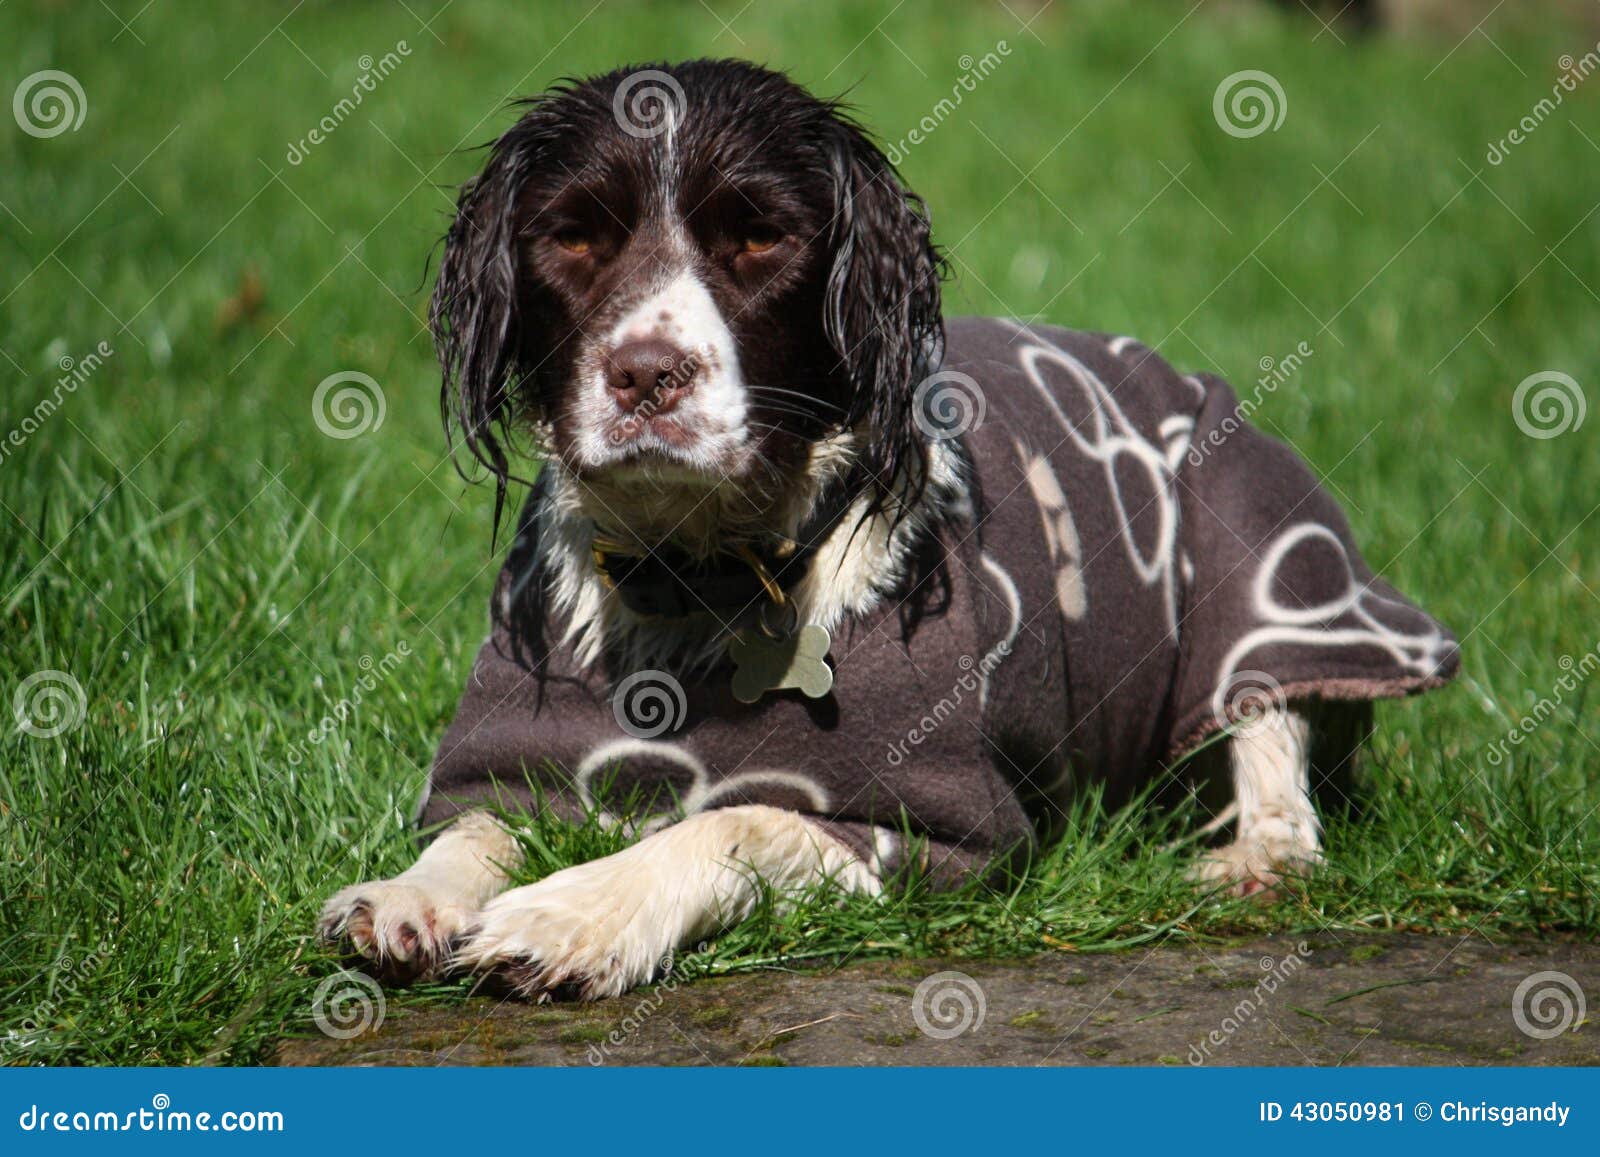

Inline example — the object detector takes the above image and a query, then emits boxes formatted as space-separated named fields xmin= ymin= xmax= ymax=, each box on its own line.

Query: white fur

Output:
xmin=1194 ymin=705 xmax=1322 ymax=894
xmin=318 ymin=810 xmax=522 ymax=979
xmin=453 ymin=805 xmax=877 ymax=999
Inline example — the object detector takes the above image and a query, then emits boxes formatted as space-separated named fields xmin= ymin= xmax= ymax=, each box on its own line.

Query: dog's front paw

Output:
xmin=453 ymin=866 xmax=670 ymax=1002
xmin=318 ymin=879 xmax=476 ymax=984
xmin=1192 ymin=833 xmax=1321 ymax=899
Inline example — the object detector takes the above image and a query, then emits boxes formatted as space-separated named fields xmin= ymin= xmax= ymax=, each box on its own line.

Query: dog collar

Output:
xmin=591 ymin=536 xmax=805 ymax=620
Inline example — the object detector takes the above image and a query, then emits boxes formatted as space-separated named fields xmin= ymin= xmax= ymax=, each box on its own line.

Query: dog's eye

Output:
xmin=739 ymin=225 xmax=784 ymax=255
xmin=554 ymin=232 xmax=592 ymax=255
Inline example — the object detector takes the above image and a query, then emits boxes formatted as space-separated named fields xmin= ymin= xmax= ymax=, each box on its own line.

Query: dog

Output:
xmin=319 ymin=59 xmax=1458 ymax=1000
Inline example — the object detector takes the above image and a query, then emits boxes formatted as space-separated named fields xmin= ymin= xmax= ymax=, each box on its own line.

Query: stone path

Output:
xmin=277 ymin=934 xmax=1598 ymax=1066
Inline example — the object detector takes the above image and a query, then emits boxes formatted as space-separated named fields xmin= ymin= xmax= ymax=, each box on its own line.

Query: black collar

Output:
xmin=591 ymin=491 xmax=855 ymax=621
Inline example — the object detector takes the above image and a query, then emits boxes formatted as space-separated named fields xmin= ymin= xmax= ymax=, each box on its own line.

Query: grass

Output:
xmin=3 ymin=0 xmax=1598 ymax=1065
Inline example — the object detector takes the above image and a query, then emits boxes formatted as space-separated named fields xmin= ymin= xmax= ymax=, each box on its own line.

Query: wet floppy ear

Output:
xmin=430 ymin=105 xmax=557 ymax=530
xmin=821 ymin=115 xmax=944 ymax=508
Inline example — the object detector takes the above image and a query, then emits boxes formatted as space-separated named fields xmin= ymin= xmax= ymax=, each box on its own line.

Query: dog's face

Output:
xmin=432 ymin=60 xmax=942 ymax=533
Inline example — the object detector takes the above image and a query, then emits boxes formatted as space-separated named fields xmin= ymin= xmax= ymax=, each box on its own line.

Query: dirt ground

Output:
xmin=276 ymin=933 xmax=1598 ymax=1066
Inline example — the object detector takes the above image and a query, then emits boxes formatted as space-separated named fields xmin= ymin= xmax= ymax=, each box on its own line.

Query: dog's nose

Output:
xmin=604 ymin=338 xmax=697 ymax=414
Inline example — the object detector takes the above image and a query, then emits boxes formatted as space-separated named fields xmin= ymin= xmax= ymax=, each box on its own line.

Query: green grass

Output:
xmin=3 ymin=0 xmax=1598 ymax=1065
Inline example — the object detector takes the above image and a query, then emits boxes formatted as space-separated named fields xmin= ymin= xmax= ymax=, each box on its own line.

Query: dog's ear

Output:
xmin=822 ymin=114 xmax=945 ymax=514
xmin=430 ymin=101 xmax=560 ymax=532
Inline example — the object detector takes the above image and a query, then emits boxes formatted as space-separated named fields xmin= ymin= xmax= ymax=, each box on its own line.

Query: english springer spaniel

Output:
xmin=319 ymin=60 xmax=1458 ymax=999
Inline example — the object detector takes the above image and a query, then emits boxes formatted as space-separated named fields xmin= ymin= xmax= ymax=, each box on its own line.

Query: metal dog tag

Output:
xmin=730 ymin=619 xmax=834 ymax=704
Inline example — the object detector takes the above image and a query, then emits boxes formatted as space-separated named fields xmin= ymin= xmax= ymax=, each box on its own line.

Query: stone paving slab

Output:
xmin=277 ymin=934 xmax=1599 ymax=1067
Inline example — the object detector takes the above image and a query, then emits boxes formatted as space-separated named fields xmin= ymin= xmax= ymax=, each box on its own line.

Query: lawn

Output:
xmin=2 ymin=0 xmax=1597 ymax=1065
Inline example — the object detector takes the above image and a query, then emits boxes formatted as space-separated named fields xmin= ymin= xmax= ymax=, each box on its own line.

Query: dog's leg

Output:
xmin=319 ymin=810 xmax=522 ymax=982
xmin=1194 ymin=705 xmax=1322 ymax=896
xmin=454 ymin=804 xmax=877 ymax=1000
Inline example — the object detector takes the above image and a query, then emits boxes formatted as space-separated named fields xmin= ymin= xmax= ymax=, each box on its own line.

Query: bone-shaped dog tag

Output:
xmin=730 ymin=623 xmax=833 ymax=704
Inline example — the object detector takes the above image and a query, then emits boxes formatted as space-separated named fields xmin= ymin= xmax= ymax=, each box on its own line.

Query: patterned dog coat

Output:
xmin=418 ymin=316 xmax=1460 ymax=879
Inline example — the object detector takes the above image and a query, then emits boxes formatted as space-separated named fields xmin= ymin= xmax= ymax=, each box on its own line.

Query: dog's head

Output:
xmin=431 ymin=59 xmax=943 ymax=540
